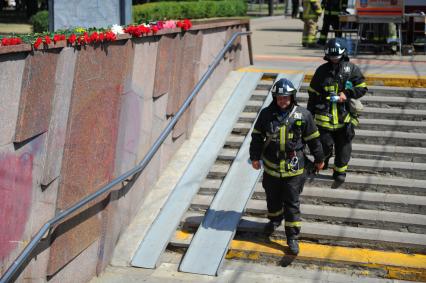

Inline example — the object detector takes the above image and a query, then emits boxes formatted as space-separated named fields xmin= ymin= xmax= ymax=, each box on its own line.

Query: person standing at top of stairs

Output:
xmin=249 ymin=78 xmax=325 ymax=255
xmin=307 ymin=38 xmax=368 ymax=188
xmin=317 ymin=0 xmax=348 ymax=45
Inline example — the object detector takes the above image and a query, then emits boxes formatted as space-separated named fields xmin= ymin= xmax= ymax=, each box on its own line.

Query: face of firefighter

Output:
xmin=328 ymin=55 xmax=342 ymax=64
xmin=276 ymin=95 xmax=292 ymax=110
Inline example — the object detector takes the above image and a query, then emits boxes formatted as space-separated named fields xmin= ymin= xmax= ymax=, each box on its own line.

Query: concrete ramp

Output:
xmin=131 ymin=72 xmax=263 ymax=269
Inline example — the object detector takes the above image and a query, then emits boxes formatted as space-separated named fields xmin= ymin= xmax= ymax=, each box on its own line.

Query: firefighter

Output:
xmin=317 ymin=0 xmax=348 ymax=45
xmin=302 ymin=0 xmax=322 ymax=47
xmin=307 ymin=38 xmax=367 ymax=187
xmin=249 ymin=78 xmax=324 ymax=255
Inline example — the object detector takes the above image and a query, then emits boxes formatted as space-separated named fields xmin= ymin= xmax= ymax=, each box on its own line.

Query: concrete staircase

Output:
xmin=162 ymin=74 xmax=426 ymax=281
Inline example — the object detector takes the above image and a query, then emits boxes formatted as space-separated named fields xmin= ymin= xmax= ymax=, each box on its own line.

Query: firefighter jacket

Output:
xmin=321 ymin=0 xmax=347 ymax=16
xmin=307 ymin=56 xmax=368 ymax=131
xmin=303 ymin=0 xmax=322 ymax=20
xmin=250 ymin=102 xmax=324 ymax=178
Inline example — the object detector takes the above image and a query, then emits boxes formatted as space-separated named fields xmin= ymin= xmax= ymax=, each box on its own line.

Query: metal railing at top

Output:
xmin=0 ymin=31 xmax=252 ymax=283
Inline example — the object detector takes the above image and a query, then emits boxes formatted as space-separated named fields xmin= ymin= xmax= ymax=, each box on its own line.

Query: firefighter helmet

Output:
xmin=271 ymin=78 xmax=297 ymax=99
xmin=324 ymin=38 xmax=347 ymax=60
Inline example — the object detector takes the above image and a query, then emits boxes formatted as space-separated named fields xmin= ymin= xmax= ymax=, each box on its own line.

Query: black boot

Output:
xmin=264 ymin=220 xmax=281 ymax=235
xmin=287 ymin=238 xmax=299 ymax=255
xmin=332 ymin=171 xmax=346 ymax=189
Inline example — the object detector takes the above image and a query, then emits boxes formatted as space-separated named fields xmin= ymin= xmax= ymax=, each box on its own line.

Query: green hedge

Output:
xmin=30 ymin=10 xmax=49 ymax=33
xmin=133 ymin=1 xmax=247 ymax=23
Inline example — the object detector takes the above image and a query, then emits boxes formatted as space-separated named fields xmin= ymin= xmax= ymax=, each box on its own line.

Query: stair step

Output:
xmin=222 ymin=139 xmax=426 ymax=162
xmin=245 ymin=101 xmax=426 ymax=121
xmin=235 ymin=119 xmax=426 ymax=133
xmin=205 ymin=170 xmax=426 ymax=195
xmin=190 ymin=195 xmax=426 ymax=233
xmin=295 ymin=92 xmax=426 ymax=110
xmin=199 ymin=179 xmax=426 ymax=214
xmin=211 ymin=156 xmax=426 ymax=179
xmin=227 ymin=129 xmax=426 ymax=147
xmin=300 ymin=83 xmax=426 ymax=98
xmin=181 ymin=211 xmax=426 ymax=253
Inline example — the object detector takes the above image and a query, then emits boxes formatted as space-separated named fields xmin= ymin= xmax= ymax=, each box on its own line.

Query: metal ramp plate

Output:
xmin=131 ymin=72 xmax=263 ymax=268
xmin=178 ymin=73 xmax=304 ymax=276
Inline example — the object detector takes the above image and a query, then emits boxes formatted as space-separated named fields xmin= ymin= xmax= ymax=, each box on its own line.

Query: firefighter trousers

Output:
xmin=262 ymin=172 xmax=306 ymax=239
xmin=318 ymin=15 xmax=341 ymax=45
xmin=302 ymin=19 xmax=318 ymax=46
xmin=318 ymin=126 xmax=352 ymax=175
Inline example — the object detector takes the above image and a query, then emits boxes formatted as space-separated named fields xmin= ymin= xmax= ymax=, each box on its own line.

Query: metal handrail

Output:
xmin=0 ymin=31 xmax=251 ymax=283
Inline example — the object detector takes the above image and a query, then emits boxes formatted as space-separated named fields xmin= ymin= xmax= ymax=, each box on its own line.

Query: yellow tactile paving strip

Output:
xmin=238 ymin=67 xmax=426 ymax=88
xmin=175 ymin=231 xmax=426 ymax=281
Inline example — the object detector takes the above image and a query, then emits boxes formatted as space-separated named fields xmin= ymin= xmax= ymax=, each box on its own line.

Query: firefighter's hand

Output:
xmin=314 ymin=161 xmax=325 ymax=173
xmin=252 ymin=160 xmax=261 ymax=170
xmin=338 ymin=92 xmax=347 ymax=103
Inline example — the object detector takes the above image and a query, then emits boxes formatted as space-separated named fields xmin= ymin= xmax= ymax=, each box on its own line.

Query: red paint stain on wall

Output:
xmin=0 ymin=152 xmax=33 ymax=261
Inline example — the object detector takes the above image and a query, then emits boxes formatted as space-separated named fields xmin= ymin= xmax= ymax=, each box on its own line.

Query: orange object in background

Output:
xmin=356 ymin=0 xmax=404 ymax=17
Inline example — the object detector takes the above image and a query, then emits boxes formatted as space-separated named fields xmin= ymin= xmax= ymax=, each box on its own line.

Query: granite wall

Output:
xmin=0 ymin=19 xmax=251 ymax=282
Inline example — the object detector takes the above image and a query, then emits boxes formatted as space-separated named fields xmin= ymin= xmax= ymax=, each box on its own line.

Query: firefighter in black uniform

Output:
xmin=307 ymin=38 xmax=367 ymax=187
xmin=249 ymin=78 xmax=324 ymax=255
xmin=317 ymin=0 xmax=348 ymax=46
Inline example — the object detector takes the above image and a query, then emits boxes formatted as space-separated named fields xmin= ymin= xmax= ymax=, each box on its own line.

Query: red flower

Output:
xmin=44 ymin=35 xmax=52 ymax=45
xmin=99 ymin=32 xmax=105 ymax=42
xmin=104 ymin=31 xmax=116 ymax=41
xmin=60 ymin=34 xmax=66 ymax=40
xmin=1 ymin=38 xmax=9 ymax=46
xmin=34 ymin=37 xmax=43 ymax=49
xmin=90 ymin=31 xmax=99 ymax=43
xmin=177 ymin=19 xmax=192 ymax=31
xmin=13 ymin=37 xmax=22 ymax=45
xmin=68 ymin=34 xmax=77 ymax=44
xmin=150 ymin=25 xmax=159 ymax=34
xmin=53 ymin=34 xmax=61 ymax=43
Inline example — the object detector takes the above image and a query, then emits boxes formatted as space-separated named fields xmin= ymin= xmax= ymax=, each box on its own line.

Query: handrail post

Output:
xmin=0 ymin=31 xmax=251 ymax=283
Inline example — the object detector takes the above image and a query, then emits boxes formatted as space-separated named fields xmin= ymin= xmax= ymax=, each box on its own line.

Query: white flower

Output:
xmin=111 ymin=24 xmax=124 ymax=35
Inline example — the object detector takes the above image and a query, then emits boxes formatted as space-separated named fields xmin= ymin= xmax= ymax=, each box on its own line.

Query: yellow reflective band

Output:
xmin=315 ymin=114 xmax=330 ymax=122
xmin=296 ymin=120 xmax=302 ymax=126
xmin=285 ymin=221 xmax=301 ymax=227
xmin=280 ymin=160 xmax=286 ymax=172
xmin=344 ymin=114 xmax=351 ymax=123
xmin=308 ymin=86 xmax=321 ymax=95
xmin=332 ymin=102 xmax=338 ymax=124
xmin=268 ymin=208 xmax=284 ymax=217
xmin=288 ymin=132 xmax=294 ymax=139
xmin=280 ymin=126 xmax=286 ymax=152
xmin=334 ymin=165 xmax=348 ymax=172
xmin=324 ymin=86 xmax=335 ymax=92
xmin=315 ymin=120 xmax=345 ymax=130
xmin=262 ymin=157 xmax=279 ymax=169
xmin=264 ymin=167 xmax=304 ymax=178
xmin=355 ymin=82 xmax=367 ymax=88
xmin=304 ymin=130 xmax=320 ymax=141
xmin=351 ymin=118 xmax=359 ymax=126
xmin=252 ymin=128 xmax=261 ymax=134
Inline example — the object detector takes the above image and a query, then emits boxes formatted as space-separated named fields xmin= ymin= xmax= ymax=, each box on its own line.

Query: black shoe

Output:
xmin=287 ymin=238 xmax=299 ymax=255
xmin=264 ymin=220 xmax=281 ymax=235
xmin=332 ymin=172 xmax=346 ymax=189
